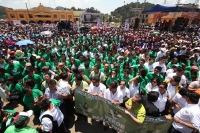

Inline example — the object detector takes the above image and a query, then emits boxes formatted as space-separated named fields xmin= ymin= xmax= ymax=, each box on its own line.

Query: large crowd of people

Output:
xmin=0 ymin=22 xmax=199 ymax=133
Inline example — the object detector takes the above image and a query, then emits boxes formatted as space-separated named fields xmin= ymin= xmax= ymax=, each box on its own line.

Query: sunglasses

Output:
xmin=152 ymin=81 xmax=157 ymax=83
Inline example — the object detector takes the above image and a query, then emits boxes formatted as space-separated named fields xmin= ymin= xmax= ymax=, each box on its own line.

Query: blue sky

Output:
xmin=0 ymin=0 xmax=197 ymax=14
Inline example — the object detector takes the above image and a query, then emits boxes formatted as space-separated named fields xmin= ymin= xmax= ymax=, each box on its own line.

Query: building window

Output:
xmin=68 ymin=15 xmax=72 ymax=19
xmin=19 ymin=14 xmax=24 ymax=18
xmin=29 ymin=14 xmax=33 ymax=18
xmin=10 ymin=14 xmax=15 ymax=18
xmin=61 ymin=15 xmax=65 ymax=19
xmin=54 ymin=14 xmax=57 ymax=19
xmin=35 ymin=15 xmax=51 ymax=18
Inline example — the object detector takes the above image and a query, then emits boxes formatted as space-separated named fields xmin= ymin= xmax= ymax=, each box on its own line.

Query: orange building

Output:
xmin=147 ymin=12 xmax=200 ymax=25
xmin=5 ymin=3 xmax=74 ymax=24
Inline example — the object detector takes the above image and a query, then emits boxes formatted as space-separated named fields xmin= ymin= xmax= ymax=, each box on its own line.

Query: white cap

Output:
xmin=19 ymin=110 xmax=33 ymax=117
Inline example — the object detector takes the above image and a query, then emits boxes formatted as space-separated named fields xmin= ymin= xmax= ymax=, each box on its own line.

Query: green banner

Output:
xmin=75 ymin=90 xmax=172 ymax=133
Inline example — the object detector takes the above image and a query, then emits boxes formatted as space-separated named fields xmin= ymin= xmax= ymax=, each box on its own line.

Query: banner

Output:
xmin=124 ymin=22 xmax=130 ymax=30
xmin=75 ymin=90 xmax=172 ymax=133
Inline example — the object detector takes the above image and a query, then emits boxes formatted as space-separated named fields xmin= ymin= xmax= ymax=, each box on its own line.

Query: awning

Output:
xmin=143 ymin=4 xmax=178 ymax=13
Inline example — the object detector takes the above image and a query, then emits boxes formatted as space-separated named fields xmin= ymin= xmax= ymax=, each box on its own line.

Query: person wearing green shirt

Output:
xmin=60 ymin=54 xmax=72 ymax=69
xmin=0 ymin=109 xmax=17 ymax=133
xmin=104 ymin=53 xmax=115 ymax=64
xmin=23 ymin=68 xmax=42 ymax=90
xmin=100 ymin=63 xmax=111 ymax=78
xmin=148 ymin=50 xmax=157 ymax=58
xmin=124 ymin=93 xmax=146 ymax=125
xmin=72 ymin=73 xmax=89 ymax=91
xmin=72 ymin=73 xmax=89 ymax=121
xmin=132 ymin=59 xmax=148 ymax=77
xmin=126 ymin=53 xmax=136 ymax=66
xmin=106 ymin=70 xmax=119 ymax=87
xmin=89 ymin=65 xmax=106 ymax=83
xmin=5 ymin=58 xmax=24 ymax=80
xmin=167 ymin=58 xmax=179 ymax=69
xmin=37 ymin=57 xmax=51 ymax=70
xmin=0 ymin=68 xmax=10 ymax=83
xmin=119 ymin=69 xmax=133 ymax=87
xmin=23 ymin=87 xmax=43 ymax=112
xmin=4 ymin=110 xmax=38 ymax=133
xmin=83 ymin=61 xmax=93 ymax=78
xmin=7 ymin=76 xmax=23 ymax=102
xmin=147 ymin=66 xmax=164 ymax=82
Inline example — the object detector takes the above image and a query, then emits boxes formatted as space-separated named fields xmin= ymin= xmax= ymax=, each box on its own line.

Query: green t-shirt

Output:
xmin=23 ymin=74 xmax=43 ymax=90
xmin=106 ymin=76 xmax=119 ymax=86
xmin=132 ymin=65 xmax=148 ymax=77
xmin=104 ymin=56 xmax=115 ymax=64
xmin=0 ymin=73 xmax=10 ymax=82
xmin=119 ymin=74 xmax=133 ymax=87
xmin=37 ymin=62 xmax=51 ymax=70
xmin=5 ymin=64 xmax=24 ymax=80
xmin=146 ymin=72 xmax=164 ymax=82
xmin=23 ymin=89 xmax=43 ymax=111
xmin=148 ymin=51 xmax=157 ymax=58
xmin=100 ymin=68 xmax=111 ymax=76
xmin=4 ymin=125 xmax=38 ymax=133
xmin=84 ymin=66 xmax=93 ymax=77
xmin=126 ymin=58 xmax=136 ymax=66
xmin=8 ymin=83 xmax=23 ymax=93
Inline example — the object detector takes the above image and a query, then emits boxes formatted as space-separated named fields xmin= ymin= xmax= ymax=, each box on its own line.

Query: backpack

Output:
xmin=41 ymin=114 xmax=59 ymax=133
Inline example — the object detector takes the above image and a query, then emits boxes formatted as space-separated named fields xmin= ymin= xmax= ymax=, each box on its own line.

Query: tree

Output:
xmin=71 ymin=7 xmax=76 ymax=10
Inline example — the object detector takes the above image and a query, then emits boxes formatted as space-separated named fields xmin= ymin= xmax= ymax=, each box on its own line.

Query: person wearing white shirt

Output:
xmin=117 ymin=80 xmax=130 ymax=99
xmin=58 ymin=72 xmax=73 ymax=116
xmin=129 ymin=79 xmax=140 ymax=97
xmin=166 ymin=65 xmax=178 ymax=78
xmin=104 ymin=81 xmax=123 ymax=105
xmin=171 ymin=88 xmax=187 ymax=114
xmin=153 ymin=57 xmax=167 ymax=73
xmin=146 ymin=78 xmax=160 ymax=93
xmin=167 ymin=76 xmax=181 ymax=99
xmin=153 ymin=82 xmax=170 ymax=116
xmin=179 ymin=46 xmax=187 ymax=55
xmin=0 ymin=55 xmax=5 ymax=69
xmin=88 ymin=76 xmax=106 ymax=97
xmin=144 ymin=58 xmax=154 ymax=72
xmin=37 ymin=97 xmax=65 ymax=133
xmin=165 ymin=67 xmax=186 ymax=87
xmin=104 ymin=81 xmax=123 ymax=132
xmin=169 ymin=91 xmax=200 ymax=133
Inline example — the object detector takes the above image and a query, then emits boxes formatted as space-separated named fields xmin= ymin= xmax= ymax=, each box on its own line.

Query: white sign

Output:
xmin=43 ymin=23 xmax=54 ymax=28
xmin=97 ymin=22 xmax=101 ymax=29
xmin=12 ymin=20 xmax=21 ymax=25
xmin=124 ymin=22 xmax=129 ymax=30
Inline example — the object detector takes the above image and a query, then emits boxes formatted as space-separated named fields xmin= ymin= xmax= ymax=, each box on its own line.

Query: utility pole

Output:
xmin=26 ymin=3 xmax=30 ymax=23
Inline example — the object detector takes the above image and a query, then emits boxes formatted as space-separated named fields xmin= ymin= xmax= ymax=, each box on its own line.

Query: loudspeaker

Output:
xmin=134 ymin=18 xmax=140 ymax=28
xmin=172 ymin=17 xmax=185 ymax=31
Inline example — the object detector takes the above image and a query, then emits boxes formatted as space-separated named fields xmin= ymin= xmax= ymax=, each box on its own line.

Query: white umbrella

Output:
xmin=40 ymin=31 xmax=52 ymax=36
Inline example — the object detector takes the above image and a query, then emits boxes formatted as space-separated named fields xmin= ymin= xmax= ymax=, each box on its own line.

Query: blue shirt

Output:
xmin=44 ymin=86 xmax=66 ymax=104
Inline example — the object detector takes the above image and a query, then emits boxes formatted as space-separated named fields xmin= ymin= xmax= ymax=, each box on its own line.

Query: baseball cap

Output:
xmin=192 ymin=66 xmax=198 ymax=70
xmin=14 ymin=110 xmax=33 ymax=128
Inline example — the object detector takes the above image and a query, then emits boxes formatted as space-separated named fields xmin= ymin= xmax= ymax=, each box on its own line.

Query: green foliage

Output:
xmin=111 ymin=2 xmax=155 ymax=19
xmin=0 ymin=5 xmax=7 ymax=19
xmin=86 ymin=7 xmax=100 ymax=13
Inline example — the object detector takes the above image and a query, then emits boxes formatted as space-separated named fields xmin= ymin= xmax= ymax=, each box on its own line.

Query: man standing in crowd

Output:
xmin=44 ymin=79 xmax=69 ymax=128
xmin=168 ymin=91 xmax=200 ymax=133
